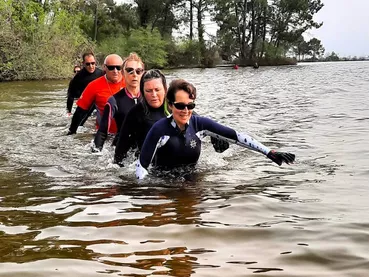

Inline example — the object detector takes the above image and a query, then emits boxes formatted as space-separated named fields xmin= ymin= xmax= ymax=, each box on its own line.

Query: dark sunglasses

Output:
xmin=125 ymin=67 xmax=144 ymax=75
xmin=106 ymin=65 xmax=122 ymax=71
xmin=74 ymin=70 xmax=80 ymax=73
xmin=85 ymin=62 xmax=96 ymax=66
xmin=172 ymin=102 xmax=196 ymax=110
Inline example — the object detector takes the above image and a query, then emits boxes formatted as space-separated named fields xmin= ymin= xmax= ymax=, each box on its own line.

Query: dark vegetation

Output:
xmin=1 ymin=0 xmax=327 ymax=81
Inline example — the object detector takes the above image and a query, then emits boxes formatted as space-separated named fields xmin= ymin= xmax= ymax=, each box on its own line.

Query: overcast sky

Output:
xmin=116 ymin=0 xmax=369 ymax=57
xmin=308 ymin=0 xmax=369 ymax=57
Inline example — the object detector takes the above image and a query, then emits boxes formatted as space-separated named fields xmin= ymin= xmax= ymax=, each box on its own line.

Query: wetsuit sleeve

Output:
xmin=66 ymin=79 xmax=75 ymax=113
xmin=192 ymin=113 xmax=229 ymax=152
xmin=114 ymin=108 xmax=138 ymax=165
xmin=197 ymin=117 xmax=270 ymax=155
xmin=68 ymin=106 xmax=88 ymax=135
xmin=93 ymin=97 xmax=117 ymax=150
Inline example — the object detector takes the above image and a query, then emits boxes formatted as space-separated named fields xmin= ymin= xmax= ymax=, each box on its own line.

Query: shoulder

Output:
xmin=95 ymin=68 xmax=104 ymax=76
xmin=150 ymin=117 xmax=170 ymax=132
xmin=86 ymin=75 xmax=105 ymax=88
xmin=113 ymin=88 xmax=127 ymax=99
xmin=192 ymin=114 xmax=213 ymax=123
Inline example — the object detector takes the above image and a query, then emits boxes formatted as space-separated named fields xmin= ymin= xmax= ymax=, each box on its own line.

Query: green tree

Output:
xmin=269 ymin=0 xmax=323 ymax=50
xmin=325 ymin=51 xmax=340 ymax=62
xmin=293 ymin=35 xmax=311 ymax=61
xmin=1 ymin=0 xmax=92 ymax=80
xmin=98 ymin=27 xmax=167 ymax=68
xmin=134 ymin=0 xmax=185 ymax=38
xmin=307 ymin=37 xmax=324 ymax=60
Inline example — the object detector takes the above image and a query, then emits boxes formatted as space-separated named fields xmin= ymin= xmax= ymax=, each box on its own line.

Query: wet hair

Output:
xmin=140 ymin=69 xmax=167 ymax=116
xmin=122 ymin=52 xmax=144 ymax=69
xmin=82 ymin=51 xmax=95 ymax=62
xmin=166 ymin=79 xmax=196 ymax=104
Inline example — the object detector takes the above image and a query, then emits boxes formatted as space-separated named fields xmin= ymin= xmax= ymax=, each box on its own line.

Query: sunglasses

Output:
xmin=172 ymin=102 xmax=196 ymax=110
xmin=85 ymin=62 xmax=96 ymax=66
xmin=125 ymin=67 xmax=144 ymax=75
xmin=74 ymin=70 xmax=80 ymax=73
xmin=106 ymin=65 xmax=122 ymax=71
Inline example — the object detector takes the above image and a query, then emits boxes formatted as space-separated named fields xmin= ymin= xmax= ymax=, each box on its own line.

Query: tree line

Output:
xmin=0 ymin=0 xmax=325 ymax=81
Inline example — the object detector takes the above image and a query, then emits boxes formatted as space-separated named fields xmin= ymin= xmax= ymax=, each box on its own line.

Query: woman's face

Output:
xmin=144 ymin=78 xmax=166 ymax=108
xmin=170 ymin=90 xmax=195 ymax=130
xmin=123 ymin=61 xmax=144 ymax=89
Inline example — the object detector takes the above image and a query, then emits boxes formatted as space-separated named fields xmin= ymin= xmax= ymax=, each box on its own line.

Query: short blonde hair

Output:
xmin=123 ymin=52 xmax=144 ymax=69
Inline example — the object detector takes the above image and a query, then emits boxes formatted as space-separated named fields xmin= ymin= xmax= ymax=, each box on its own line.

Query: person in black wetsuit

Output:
xmin=66 ymin=52 xmax=104 ymax=118
xmin=114 ymin=69 xmax=230 ymax=166
xmin=136 ymin=79 xmax=296 ymax=179
xmin=93 ymin=53 xmax=144 ymax=151
xmin=113 ymin=69 xmax=168 ymax=165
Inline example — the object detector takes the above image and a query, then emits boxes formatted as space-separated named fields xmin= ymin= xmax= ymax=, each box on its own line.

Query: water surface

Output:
xmin=0 ymin=61 xmax=368 ymax=276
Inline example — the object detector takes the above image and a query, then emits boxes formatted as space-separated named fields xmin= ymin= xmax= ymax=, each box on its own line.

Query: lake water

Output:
xmin=0 ymin=61 xmax=368 ymax=276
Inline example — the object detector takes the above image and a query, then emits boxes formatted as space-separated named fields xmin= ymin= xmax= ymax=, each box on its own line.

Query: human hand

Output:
xmin=267 ymin=150 xmax=295 ymax=166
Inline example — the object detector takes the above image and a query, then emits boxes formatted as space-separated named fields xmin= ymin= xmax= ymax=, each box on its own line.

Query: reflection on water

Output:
xmin=0 ymin=62 xmax=369 ymax=276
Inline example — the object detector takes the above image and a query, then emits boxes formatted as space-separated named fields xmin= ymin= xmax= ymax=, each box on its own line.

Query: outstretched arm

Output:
xmin=198 ymin=117 xmax=295 ymax=165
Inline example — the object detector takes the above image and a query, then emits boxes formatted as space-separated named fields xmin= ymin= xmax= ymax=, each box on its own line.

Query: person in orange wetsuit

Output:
xmin=67 ymin=54 xmax=126 ymax=135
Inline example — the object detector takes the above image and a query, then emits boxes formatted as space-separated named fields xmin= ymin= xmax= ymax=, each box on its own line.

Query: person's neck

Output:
xmin=126 ymin=86 xmax=140 ymax=97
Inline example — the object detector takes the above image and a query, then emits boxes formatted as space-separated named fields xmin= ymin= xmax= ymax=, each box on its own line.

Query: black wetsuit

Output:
xmin=94 ymin=88 xmax=142 ymax=150
xmin=114 ymin=102 xmax=167 ymax=165
xmin=114 ymin=102 xmax=230 ymax=166
xmin=66 ymin=68 xmax=104 ymax=113
xmin=136 ymin=115 xmax=271 ymax=179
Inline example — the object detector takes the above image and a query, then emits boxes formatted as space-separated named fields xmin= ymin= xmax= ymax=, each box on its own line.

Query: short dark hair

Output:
xmin=140 ymin=69 xmax=167 ymax=95
xmin=82 ymin=52 xmax=95 ymax=62
xmin=166 ymin=79 xmax=196 ymax=104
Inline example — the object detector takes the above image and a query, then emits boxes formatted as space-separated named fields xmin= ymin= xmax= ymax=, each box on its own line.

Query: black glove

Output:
xmin=211 ymin=136 xmax=230 ymax=153
xmin=267 ymin=150 xmax=295 ymax=166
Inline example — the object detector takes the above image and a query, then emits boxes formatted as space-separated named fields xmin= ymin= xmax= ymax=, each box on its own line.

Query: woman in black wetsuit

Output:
xmin=93 ymin=53 xmax=144 ymax=150
xmin=114 ymin=70 xmax=229 ymax=166
xmin=136 ymin=79 xmax=295 ymax=179
xmin=114 ymin=69 xmax=168 ymax=165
